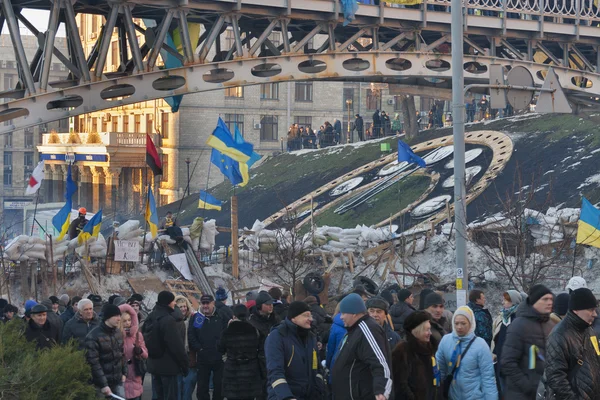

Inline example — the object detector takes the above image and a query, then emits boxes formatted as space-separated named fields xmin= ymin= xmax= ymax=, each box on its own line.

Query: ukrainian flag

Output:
xmin=52 ymin=165 xmax=77 ymax=240
xmin=198 ymin=190 xmax=222 ymax=211
xmin=78 ymin=209 xmax=103 ymax=245
xmin=206 ymin=118 xmax=254 ymax=163
xmin=145 ymin=186 xmax=159 ymax=238
xmin=576 ymin=197 xmax=600 ymax=248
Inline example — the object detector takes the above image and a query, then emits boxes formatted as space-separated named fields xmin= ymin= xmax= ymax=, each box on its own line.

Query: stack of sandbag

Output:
xmin=48 ymin=237 xmax=69 ymax=264
xmin=74 ymin=233 xmax=108 ymax=258
xmin=117 ymin=220 xmax=144 ymax=245
xmin=199 ymin=219 xmax=218 ymax=251
xmin=3 ymin=235 xmax=31 ymax=261
xmin=21 ymin=236 xmax=47 ymax=261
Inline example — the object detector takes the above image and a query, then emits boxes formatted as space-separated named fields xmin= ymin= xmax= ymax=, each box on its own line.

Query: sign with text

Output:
xmin=114 ymin=240 xmax=140 ymax=262
xmin=4 ymin=200 xmax=33 ymax=209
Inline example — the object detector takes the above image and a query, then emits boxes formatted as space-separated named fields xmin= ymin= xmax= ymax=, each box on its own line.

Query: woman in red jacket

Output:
xmin=119 ymin=303 xmax=148 ymax=400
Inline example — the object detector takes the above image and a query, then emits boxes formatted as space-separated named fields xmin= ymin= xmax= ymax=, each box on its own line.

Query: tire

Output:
xmin=383 ymin=283 xmax=402 ymax=294
xmin=303 ymin=272 xmax=325 ymax=295
xmin=354 ymin=276 xmax=379 ymax=296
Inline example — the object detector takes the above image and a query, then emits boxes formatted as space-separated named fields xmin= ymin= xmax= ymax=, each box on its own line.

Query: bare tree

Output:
xmin=397 ymin=95 xmax=419 ymax=140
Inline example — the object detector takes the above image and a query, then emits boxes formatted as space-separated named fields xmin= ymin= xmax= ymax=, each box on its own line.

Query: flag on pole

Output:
xmin=206 ymin=118 xmax=254 ymax=163
xmin=25 ymin=161 xmax=45 ymax=195
xmin=52 ymin=165 xmax=77 ymax=240
xmin=145 ymin=185 xmax=159 ymax=238
xmin=398 ymin=140 xmax=427 ymax=168
xmin=78 ymin=209 xmax=103 ymax=245
xmin=234 ymin=126 xmax=261 ymax=168
xmin=146 ymin=134 xmax=163 ymax=176
xmin=198 ymin=190 xmax=222 ymax=211
xmin=576 ymin=197 xmax=600 ymax=248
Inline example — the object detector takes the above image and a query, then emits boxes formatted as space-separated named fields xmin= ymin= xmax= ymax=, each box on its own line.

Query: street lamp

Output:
xmin=185 ymin=157 xmax=191 ymax=197
xmin=346 ymin=99 xmax=353 ymax=143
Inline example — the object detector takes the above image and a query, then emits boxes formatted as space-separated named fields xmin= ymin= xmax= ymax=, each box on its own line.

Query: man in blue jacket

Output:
xmin=265 ymin=301 xmax=326 ymax=400
xmin=468 ymin=289 xmax=493 ymax=347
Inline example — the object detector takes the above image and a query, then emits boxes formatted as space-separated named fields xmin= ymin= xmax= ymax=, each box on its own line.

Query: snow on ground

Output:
xmin=578 ymin=173 xmax=600 ymax=189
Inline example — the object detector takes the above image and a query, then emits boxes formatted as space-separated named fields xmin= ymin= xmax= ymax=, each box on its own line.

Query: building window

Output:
xmin=91 ymin=117 xmax=98 ymax=133
xmin=123 ymin=115 xmax=129 ymax=132
xmin=3 ymin=169 xmax=11 ymax=186
xmin=224 ymin=114 xmax=244 ymax=136
xmin=134 ymin=114 xmax=141 ymax=133
xmin=161 ymin=154 xmax=169 ymax=182
xmin=224 ymin=29 xmax=235 ymax=49
xmin=146 ymin=114 xmax=154 ymax=133
xmin=225 ymin=86 xmax=244 ymax=98
xmin=24 ymin=152 xmax=34 ymax=167
xmin=58 ymin=119 xmax=68 ymax=130
xmin=269 ymin=32 xmax=281 ymax=48
xmin=4 ymin=132 xmax=12 ymax=148
xmin=92 ymin=15 xmax=99 ymax=34
xmin=366 ymin=89 xmax=381 ymax=111
xmin=4 ymin=74 xmax=14 ymax=89
xmin=25 ymin=131 xmax=33 ymax=148
xmin=161 ymin=112 xmax=169 ymax=138
xmin=260 ymin=83 xmax=279 ymax=100
xmin=294 ymin=116 xmax=312 ymax=130
xmin=4 ymin=151 xmax=12 ymax=166
xmin=112 ymin=116 xmax=118 ymax=132
xmin=295 ymin=82 xmax=313 ymax=102
xmin=5 ymin=61 xmax=14 ymax=70
xmin=260 ymin=115 xmax=278 ymax=141
xmin=111 ymin=41 xmax=119 ymax=70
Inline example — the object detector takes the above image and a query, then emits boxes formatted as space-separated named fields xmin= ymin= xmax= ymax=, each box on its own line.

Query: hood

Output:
xmin=333 ymin=313 xmax=344 ymax=327
xmin=516 ymin=301 xmax=550 ymax=322
xmin=118 ymin=303 xmax=139 ymax=336
xmin=452 ymin=305 xmax=476 ymax=337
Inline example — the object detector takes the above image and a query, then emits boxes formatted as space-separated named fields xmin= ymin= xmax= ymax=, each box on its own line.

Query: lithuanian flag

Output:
xmin=576 ymin=197 xmax=600 ymax=248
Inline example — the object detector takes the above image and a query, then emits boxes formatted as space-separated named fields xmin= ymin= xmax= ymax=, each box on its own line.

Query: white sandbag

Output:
xmin=90 ymin=249 xmax=107 ymax=258
xmin=23 ymin=243 xmax=46 ymax=253
xmin=53 ymin=245 xmax=69 ymax=255
xmin=27 ymin=236 xmax=45 ymax=245
xmin=340 ymin=238 xmax=358 ymax=245
xmin=68 ymin=238 xmax=79 ymax=251
xmin=119 ymin=228 xmax=143 ymax=241
xmin=258 ymin=229 xmax=277 ymax=238
xmin=158 ymin=235 xmax=171 ymax=242
xmin=200 ymin=219 xmax=218 ymax=251
xmin=26 ymin=251 xmax=46 ymax=260
xmin=181 ymin=228 xmax=190 ymax=236
xmin=90 ymin=244 xmax=106 ymax=252
xmin=183 ymin=236 xmax=192 ymax=245
xmin=259 ymin=236 xmax=277 ymax=244
xmin=191 ymin=238 xmax=200 ymax=251
xmin=323 ymin=226 xmax=343 ymax=234
xmin=117 ymin=220 xmax=140 ymax=239
xmin=251 ymin=220 xmax=266 ymax=235
xmin=328 ymin=241 xmax=346 ymax=249
xmin=17 ymin=254 xmax=29 ymax=262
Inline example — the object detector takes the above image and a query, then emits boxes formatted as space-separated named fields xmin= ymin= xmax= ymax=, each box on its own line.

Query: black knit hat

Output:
xmin=287 ymin=301 xmax=311 ymax=320
xmin=365 ymin=297 xmax=390 ymax=314
xmin=404 ymin=311 xmax=431 ymax=334
xmin=419 ymin=289 xmax=434 ymax=310
xmin=423 ymin=292 xmax=444 ymax=310
xmin=49 ymin=295 xmax=59 ymax=304
xmin=554 ymin=293 xmax=570 ymax=315
xmin=256 ymin=292 xmax=274 ymax=309
xmin=527 ymin=284 xmax=552 ymax=306
xmin=157 ymin=291 xmax=175 ymax=306
xmin=102 ymin=304 xmax=121 ymax=321
xmin=569 ymin=288 xmax=598 ymax=311
xmin=398 ymin=289 xmax=412 ymax=302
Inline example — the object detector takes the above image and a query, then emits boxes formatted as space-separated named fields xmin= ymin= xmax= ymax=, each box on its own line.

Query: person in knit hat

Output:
xmin=48 ymin=295 xmax=60 ymax=315
xmin=436 ymin=306 xmax=498 ymax=399
xmin=501 ymin=284 xmax=556 ymax=400
xmin=491 ymin=289 xmax=522 ymax=395
xmin=214 ymin=286 xmax=233 ymax=323
xmin=546 ymin=288 xmax=600 ymax=398
xmin=265 ymin=301 xmax=326 ymax=399
xmin=551 ymin=292 xmax=570 ymax=322
xmin=331 ymin=293 xmax=393 ymax=400
xmin=24 ymin=299 xmax=37 ymax=320
xmin=58 ymin=294 xmax=70 ymax=314
xmin=390 ymin=288 xmax=416 ymax=338
xmin=367 ymin=297 xmax=401 ymax=349
xmin=423 ymin=292 xmax=450 ymax=348
xmin=85 ymin=303 xmax=127 ymax=398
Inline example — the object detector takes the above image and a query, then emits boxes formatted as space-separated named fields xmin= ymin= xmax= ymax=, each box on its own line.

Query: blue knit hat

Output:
xmin=25 ymin=300 xmax=37 ymax=312
xmin=339 ymin=293 xmax=367 ymax=314
xmin=215 ymin=287 xmax=228 ymax=301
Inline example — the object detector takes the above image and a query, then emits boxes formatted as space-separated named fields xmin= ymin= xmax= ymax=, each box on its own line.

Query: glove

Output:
xmin=133 ymin=346 xmax=143 ymax=356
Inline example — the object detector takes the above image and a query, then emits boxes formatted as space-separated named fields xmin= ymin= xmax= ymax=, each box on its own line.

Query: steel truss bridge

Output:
xmin=1 ymin=0 xmax=600 ymax=135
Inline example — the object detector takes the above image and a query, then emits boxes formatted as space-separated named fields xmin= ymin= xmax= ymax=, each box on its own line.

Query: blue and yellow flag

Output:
xmin=206 ymin=118 xmax=254 ymax=163
xmin=78 ymin=209 xmax=103 ymax=245
xmin=198 ymin=190 xmax=222 ymax=211
xmin=576 ymin=197 xmax=600 ymax=248
xmin=145 ymin=185 xmax=159 ymax=238
xmin=234 ymin=126 xmax=261 ymax=168
xmin=52 ymin=165 xmax=77 ymax=240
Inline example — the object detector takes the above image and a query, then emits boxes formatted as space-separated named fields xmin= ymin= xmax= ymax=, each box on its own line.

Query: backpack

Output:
xmin=142 ymin=314 xmax=166 ymax=358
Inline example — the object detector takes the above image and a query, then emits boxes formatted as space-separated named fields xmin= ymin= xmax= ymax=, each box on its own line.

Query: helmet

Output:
xmin=566 ymin=276 xmax=587 ymax=292
xmin=78 ymin=207 xmax=87 ymax=215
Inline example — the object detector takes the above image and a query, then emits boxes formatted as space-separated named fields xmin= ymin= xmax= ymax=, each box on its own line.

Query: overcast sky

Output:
xmin=3 ymin=9 xmax=67 ymax=36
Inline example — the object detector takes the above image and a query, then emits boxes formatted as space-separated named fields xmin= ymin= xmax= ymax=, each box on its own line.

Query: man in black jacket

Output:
xmin=143 ymin=290 xmax=189 ymax=400
xmin=60 ymin=295 xmax=81 ymax=324
xmin=85 ymin=303 xmax=127 ymax=398
xmin=331 ymin=293 xmax=393 ymax=400
xmin=389 ymin=289 xmax=416 ymax=338
xmin=269 ymin=287 xmax=289 ymax=319
xmin=546 ymin=288 xmax=600 ymax=399
xmin=62 ymin=298 xmax=100 ymax=349
xmin=214 ymin=286 xmax=233 ymax=322
xmin=353 ymin=114 xmax=364 ymax=141
xmin=25 ymin=304 xmax=60 ymax=349
xmin=372 ymin=110 xmax=381 ymax=138
xmin=189 ymin=294 xmax=227 ymax=400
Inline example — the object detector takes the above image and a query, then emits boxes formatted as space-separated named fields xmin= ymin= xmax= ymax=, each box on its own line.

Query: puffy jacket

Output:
xmin=500 ymin=302 xmax=557 ymax=400
xmin=545 ymin=311 xmax=600 ymax=400
xmin=188 ymin=309 xmax=227 ymax=363
xmin=215 ymin=300 xmax=233 ymax=322
xmin=390 ymin=301 xmax=416 ymax=335
xmin=119 ymin=304 xmax=148 ymax=399
xmin=62 ymin=311 xmax=101 ymax=349
xmin=60 ymin=306 xmax=75 ymax=324
xmin=219 ymin=320 xmax=264 ymax=399
xmin=331 ymin=315 xmax=393 ymax=400
xmin=326 ymin=313 xmax=346 ymax=370
xmin=142 ymin=303 xmax=189 ymax=376
xmin=84 ymin=322 xmax=127 ymax=389
xmin=468 ymin=302 xmax=493 ymax=347
xmin=248 ymin=308 xmax=280 ymax=378
xmin=265 ymin=319 xmax=325 ymax=400
xmin=25 ymin=318 xmax=60 ymax=350
xmin=436 ymin=332 xmax=497 ymax=400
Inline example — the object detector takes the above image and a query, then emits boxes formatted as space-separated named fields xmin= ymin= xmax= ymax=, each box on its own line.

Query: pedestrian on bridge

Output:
xmin=354 ymin=114 xmax=364 ymax=141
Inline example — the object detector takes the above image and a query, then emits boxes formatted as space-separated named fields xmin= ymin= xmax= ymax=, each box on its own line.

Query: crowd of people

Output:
xmin=2 ymin=275 xmax=600 ymax=399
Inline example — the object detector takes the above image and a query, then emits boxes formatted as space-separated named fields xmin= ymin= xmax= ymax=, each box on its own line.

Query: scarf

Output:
xmin=502 ymin=304 xmax=518 ymax=325
xmin=432 ymin=356 xmax=441 ymax=386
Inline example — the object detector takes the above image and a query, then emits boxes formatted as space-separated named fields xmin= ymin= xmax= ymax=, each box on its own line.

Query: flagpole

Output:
xmin=141 ymin=183 xmax=150 ymax=266
xmin=174 ymin=152 xmax=204 ymax=225
xmin=30 ymin=189 xmax=40 ymax=236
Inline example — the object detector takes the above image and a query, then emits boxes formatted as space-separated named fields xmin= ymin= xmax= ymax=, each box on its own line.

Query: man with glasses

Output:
xmin=189 ymin=294 xmax=228 ymax=400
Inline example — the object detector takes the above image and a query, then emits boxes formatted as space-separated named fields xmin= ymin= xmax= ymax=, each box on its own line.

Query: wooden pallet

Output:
xmin=165 ymin=279 xmax=203 ymax=300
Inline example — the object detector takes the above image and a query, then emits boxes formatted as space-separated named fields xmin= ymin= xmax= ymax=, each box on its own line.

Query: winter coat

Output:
xmin=273 ymin=301 xmax=288 ymax=320
xmin=491 ymin=311 xmax=517 ymax=362
xmin=390 ymin=301 xmax=416 ymax=335
xmin=392 ymin=333 xmax=442 ymax=400
xmin=142 ymin=303 xmax=189 ymax=376
xmin=60 ymin=306 xmax=75 ymax=324
xmin=41 ymin=300 xmax=64 ymax=339
xmin=385 ymin=323 xmax=401 ymax=349
xmin=326 ymin=313 xmax=346 ymax=371
xmin=429 ymin=317 xmax=449 ymax=351
xmin=119 ymin=304 xmax=148 ymax=399
xmin=310 ymin=303 xmax=332 ymax=343
xmin=85 ymin=322 xmax=127 ymax=390
xmin=468 ymin=302 xmax=493 ymax=347
xmin=354 ymin=116 xmax=364 ymax=133
xmin=249 ymin=308 xmax=280 ymax=377
xmin=218 ymin=320 xmax=263 ymax=399
xmin=373 ymin=111 xmax=381 ymax=126
xmin=215 ymin=300 xmax=233 ymax=322
xmin=25 ymin=319 xmax=60 ymax=350
xmin=545 ymin=311 xmax=600 ymax=400
xmin=331 ymin=315 xmax=393 ymax=400
xmin=500 ymin=302 xmax=557 ymax=400
xmin=436 ymin=331 xmax=498 ymax=400
xmin=62 ymin=311 xmax=101 ymax=349
xmin=188 ymin=309 xmax=227 ymax=364
xmin=265 ymin=319 xmax=326 ymax=400
xmin=334 ymin=120 xmax=342 ymax=134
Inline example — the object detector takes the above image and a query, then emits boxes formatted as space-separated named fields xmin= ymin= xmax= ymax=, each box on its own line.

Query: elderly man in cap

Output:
xmin=331 ymin=293 xmax=393 ymax=400
xmin=189 ymin=294 xmax=228 ymax=400
xmin=25 ymin=304 xmax=60 ymax=349
xmin=367 ymin=297 xmax=401 ymax=349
